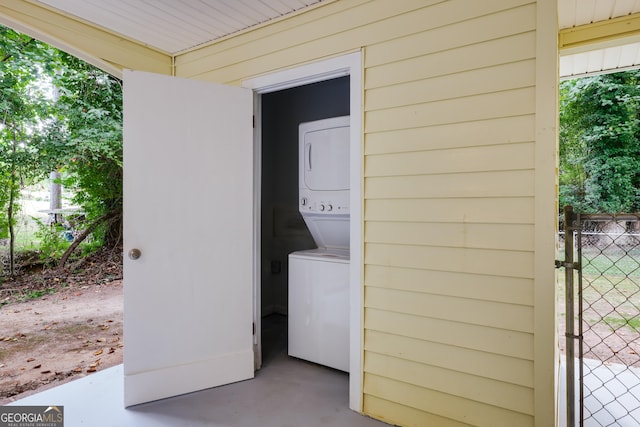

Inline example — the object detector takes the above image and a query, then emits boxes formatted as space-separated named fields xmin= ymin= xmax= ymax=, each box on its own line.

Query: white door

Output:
xmin=122 ymin=70 xmax=254 ymax=406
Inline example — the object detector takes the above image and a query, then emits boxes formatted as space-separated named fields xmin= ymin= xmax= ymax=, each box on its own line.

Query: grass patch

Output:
xmin=19 ymin=287 xmax=56 ymax=302
xmin=0 ymin=334 xmax=48 ymax=359
xmin=602 ymin=315 xmax=640 ymax=332
xmin=581 ymin=247 xmax=640 ymax=277
xmin=557 ymin=244 xmax=640 ymax=336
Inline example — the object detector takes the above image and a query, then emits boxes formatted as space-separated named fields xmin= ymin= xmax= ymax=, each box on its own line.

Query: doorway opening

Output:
xmin=258 ymin=76 xmax=350 ymax=366
xmin=245 ymin=51 xmax=363 ymax=411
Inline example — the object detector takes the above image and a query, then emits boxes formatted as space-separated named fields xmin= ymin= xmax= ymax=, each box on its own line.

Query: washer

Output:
xmin=288 ymin=249 xmax=349 ymax=371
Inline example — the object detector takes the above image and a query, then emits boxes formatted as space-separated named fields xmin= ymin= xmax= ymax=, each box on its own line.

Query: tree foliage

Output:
xmin=560 ymin=71 xmax=640 ymax=213
xmin=0 ymin=27 xmax=54 ymax=274
xmin=42 ymin=52 xmax=123 ymax=246
xmin=0 ymin=25 xmax=122 ymax=272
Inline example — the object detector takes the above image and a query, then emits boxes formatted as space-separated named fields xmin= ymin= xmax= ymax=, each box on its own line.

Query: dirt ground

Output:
xmin=0 ymin=249 xmax=123 ymax=404
xmin=557 ymin=290 xmax=640 ymax=368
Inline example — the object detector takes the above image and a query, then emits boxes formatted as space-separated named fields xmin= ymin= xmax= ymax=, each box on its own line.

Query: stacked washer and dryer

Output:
xmin=288 ymin=115 xmax=350 ymax=372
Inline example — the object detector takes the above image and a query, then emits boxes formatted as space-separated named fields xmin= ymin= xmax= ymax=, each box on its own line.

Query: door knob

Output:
xmin=128 ymin=248 xmax=142 ymax=260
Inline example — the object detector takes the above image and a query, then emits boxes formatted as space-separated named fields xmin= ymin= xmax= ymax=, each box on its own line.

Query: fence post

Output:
xmin=564 ymin=205 xmax=576 ymax=427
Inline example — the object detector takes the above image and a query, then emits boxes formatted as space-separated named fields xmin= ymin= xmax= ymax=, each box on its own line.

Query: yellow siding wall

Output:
xmin=175 ymin=1 xmax=553 ymax=426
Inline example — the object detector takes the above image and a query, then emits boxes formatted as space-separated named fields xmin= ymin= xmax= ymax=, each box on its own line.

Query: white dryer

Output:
xmin=289 ymin=116 xmax=351 ymax=372
xmin=298 ymin=115 xmax=350 ymax=250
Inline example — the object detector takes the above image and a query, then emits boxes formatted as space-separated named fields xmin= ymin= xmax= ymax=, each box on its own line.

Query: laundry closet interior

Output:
xmin=258 ymin=75 xmax=350 ymax=371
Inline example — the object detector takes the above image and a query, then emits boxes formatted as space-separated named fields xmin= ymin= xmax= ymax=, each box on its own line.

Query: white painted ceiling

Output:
xmin=560 ymin=41 xmax=640 ymax=78
xmin=558 ymin=0 xmax=640 ymax=28
xmin=559 ymin=0 xmax=640 ymax=78
xmin=29 ymin=0 xmax=640 ymax=77
xmin=37 ymin=0 xmax=324 ymax=55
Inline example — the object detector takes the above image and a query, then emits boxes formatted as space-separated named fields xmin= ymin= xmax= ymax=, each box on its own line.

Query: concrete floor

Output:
xmin=9 ymin=315 xmax=390 ymax=427
xmin=558 ymin=358 xmax=640 ymax=427
xmin=12 ymin=314 xmax=640 ymax=427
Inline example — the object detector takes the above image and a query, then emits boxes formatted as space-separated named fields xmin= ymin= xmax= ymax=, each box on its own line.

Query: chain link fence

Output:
xmin=562 ymin=210 xmax=640 ymax=426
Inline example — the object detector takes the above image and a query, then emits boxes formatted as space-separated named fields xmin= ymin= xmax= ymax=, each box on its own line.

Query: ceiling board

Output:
xmin=559 ymin=0 xmax=640 ymax=77
xmin=37 ymin=0 xmax=324 ymax=54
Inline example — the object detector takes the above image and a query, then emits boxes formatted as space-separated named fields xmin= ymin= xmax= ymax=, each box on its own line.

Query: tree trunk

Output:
xmin=7 ymin=138 xmax=17 ymax=277
xmin=104 ymin=213 xmax=122 ymax=248
xmin=49 ymin=170 xmax=62 ymax=223
xmin=58 ymin=210 xmax=121 ymax=268
xmin=7 ymin=192 xmax=15 ymax=277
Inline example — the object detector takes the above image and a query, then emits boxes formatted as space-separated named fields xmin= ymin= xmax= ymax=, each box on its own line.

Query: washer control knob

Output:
xmin=327 ymin=204 xmax=333 ymax=211
xmin=319 ymin=204 xmax=325 ymax=212
xmin=301 ymin=197 xmax=307 ymax=206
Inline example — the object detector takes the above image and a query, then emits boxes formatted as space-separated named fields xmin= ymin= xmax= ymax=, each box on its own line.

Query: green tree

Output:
xmin=0 ymin=25 xmax=123 ymax=273
xmin=560 ymin=71 xmax=640 ymax=213
xmin=0 ymin=27 xmax=52 ymax=275
xmin=42 ymin=52 xmax=123 ymax=256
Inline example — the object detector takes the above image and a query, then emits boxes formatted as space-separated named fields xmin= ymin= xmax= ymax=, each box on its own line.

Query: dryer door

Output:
xmin=301 ymin=118 xmax=350 ymax=191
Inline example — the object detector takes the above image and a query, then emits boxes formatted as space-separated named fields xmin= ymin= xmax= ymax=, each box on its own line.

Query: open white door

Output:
xmin=122 ymin=70 xmax=254 ymax=406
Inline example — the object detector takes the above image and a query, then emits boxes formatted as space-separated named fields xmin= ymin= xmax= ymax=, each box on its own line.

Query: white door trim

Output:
xmin=243 ymin=51 xmax=364 ymax=412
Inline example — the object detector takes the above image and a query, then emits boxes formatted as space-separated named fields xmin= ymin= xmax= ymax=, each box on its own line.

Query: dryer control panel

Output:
xmin=299 ymin=190 xmax=349 ymax=214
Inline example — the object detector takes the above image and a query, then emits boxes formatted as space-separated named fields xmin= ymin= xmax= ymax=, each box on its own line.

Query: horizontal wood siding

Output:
xmin=366 ymin=243 xmax=534 ymax=278
xmin=362 ymin=0 xmax=537 ymax=423
xmin=365 ymin=222 xmax=534 ymax=251
xmin=366 ymin=286 xmax=533 ymax=332
xmin=365 ymin=352 xmax=534 ymax=414
xmin=366 ymin=308 xmax=533 ymax=361
xmin=363 ymin=395 xmax=474 ymax=427
xmin=175 ymin=0 xmax=542 ymax=425
xmin=363 ymin=0 xmax=538 ymax=423
xmin=364 ymin=266 xmax=533 ymax=305
xmin=365 ymin=330 xmax=534 ymax=387
xmin=364 ymin=375 xmax=534 ymax=427
xmin=364 ymin=2 xmax=536 ymax=426
xmin=366 ymin=142 xmax=535 ymax=176
xmin=176 ymin=0 xmax=534 ymax=83
xmin=366 ymin=197 xmax=535 ymax=223
xmin=366 ymin=60 xmax=536 ymax=111
xmin=365 ymin=115 xmax=536 ymax=155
